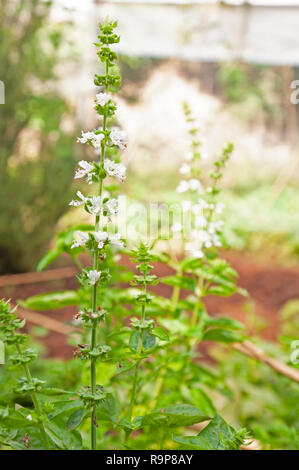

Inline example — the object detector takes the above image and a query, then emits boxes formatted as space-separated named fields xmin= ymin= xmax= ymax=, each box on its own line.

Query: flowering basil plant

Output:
xmin=0 ymin=21 xmax=249 ymax=450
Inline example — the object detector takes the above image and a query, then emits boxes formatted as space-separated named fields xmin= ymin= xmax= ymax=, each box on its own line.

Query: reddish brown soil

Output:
xmin=1 ymin=252 xmax=299 ymax=359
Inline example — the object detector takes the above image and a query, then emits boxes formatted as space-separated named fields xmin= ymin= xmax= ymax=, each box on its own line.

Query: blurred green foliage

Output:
xmin=217 ymin=62 xmax=281 ymax=118
xmin=0 ymin=0 xmax=78 ymax=273
xmin=217 ymin=346 xmax=299 ymax=450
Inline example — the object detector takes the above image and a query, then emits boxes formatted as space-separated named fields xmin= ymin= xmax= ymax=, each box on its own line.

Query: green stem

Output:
xmin=128 ymin=358 xmax=141 ymax=423
xmin=180 ymin=277 xmax=204 ymax=378
xmin=128 ymin=277 xmax=146 ymax=425
xmin=16 ymin=343 xmax=50 ymax=450
xmin=171 ymin=285 xmax=180 ymax=310
xmin=89 ymin=60 xmax=109 ymax=451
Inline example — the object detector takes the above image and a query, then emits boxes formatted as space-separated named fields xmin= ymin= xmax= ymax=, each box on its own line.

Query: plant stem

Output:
xmin=128 ymin=275 xmax=146 ymax=424
xmin=16 ymin=343 xmax=50 ymax=450
xmin=89 ymin=60 xmax=109 ymax=451
xmin=128 ymin=358 xmax=141 ymax=422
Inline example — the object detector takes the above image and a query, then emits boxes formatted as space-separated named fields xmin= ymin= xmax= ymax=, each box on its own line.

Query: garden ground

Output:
xmin=1 ymin=251 xmax=298 ymax=359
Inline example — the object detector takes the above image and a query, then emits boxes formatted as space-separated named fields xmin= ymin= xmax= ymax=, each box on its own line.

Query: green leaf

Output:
xmin=96 ymin=395 xmax=120 ymax=423
xmin=19 ymin=290 xmax=81 ymax=310
xmin=189 ymin=389 xmax=216 ymax=417
xmin=203 ymin=328 xmax=244 ymax=343
xmin=180 ymin=257 xmax=203 ymax=272
xmin=129 ymin=330 xmax=156 ymax=351
xmin=37 ymin=248 xmax=62 ymax=272
xmin=162 ymin=275 xmax=196 ymax=291
xmin=48 ymin=400 xmax=83 ymax=420
xmin=2 ymin=439 xmax=28 ymax=450
xmin=205 ymin=316 xmax=244 ymax=330
xmin=67 ymin=409 xmax=87 ymax=430
xmin=152 ymin=327 xmax=169 ymax=342
xmin=38 ymin=387 xmax=76 ymax=396
xmin=45 ymin=419 xmax=82 ymax=450
xmin=158 ymin=318 xmax=189 ymax=336
xmin=115 ymin=359 xmax=136 ymax=375
xmin=173 ymin=413 xmax=246 ymax=450
xmin=207 ymin=285 xmax=235 ymax=297
xmin=141 ymin=404 xmax=210 ymax=428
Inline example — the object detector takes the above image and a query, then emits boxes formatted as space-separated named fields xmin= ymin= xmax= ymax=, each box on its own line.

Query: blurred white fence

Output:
xmin=54 ymin=0 xmax=299 ymax=65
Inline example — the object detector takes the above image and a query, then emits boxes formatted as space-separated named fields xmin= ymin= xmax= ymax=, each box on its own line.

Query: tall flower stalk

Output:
xmin=127 ymin=243 xmax=158 ymax=423
xmin=70 ymin=20 xmax=126 ymax=450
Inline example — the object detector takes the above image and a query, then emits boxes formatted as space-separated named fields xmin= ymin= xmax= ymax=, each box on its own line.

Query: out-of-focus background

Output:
xmin=2 ymin=1 xmax=299 ymax=271
xmin=1 ymin=0 xmax=299 ymax=448
xmin=1 ymin=0 xmax=299 ymax=341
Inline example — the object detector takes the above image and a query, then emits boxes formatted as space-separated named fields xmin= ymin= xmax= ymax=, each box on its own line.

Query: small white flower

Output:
xmin=176 ymin=180 xmax=189 ymax=193
xmin=77 ymin=131 xmax=95 ymax=144
xmin=74 ymin=160 xmax=95 ymax=182
xmin=195 ymin=215 xmax=208 ymax=228
xmin=26 ymin=414 xmax=33 ymax=421
xmin=198 ymin=230 xmax=210 ymax=244
xmin=179 ymin=164 xmax=190 ymax=175
xmin=94 ymin=230 xmax=109 ymax=249
xmin=87 ymin=270 xmax=101 ymax=285
xmin=71 ymin=231 xmax=89 ymax=248
xmin=77 ymin=131 xmax=104 ymax=149
xmin=213 ymin=238 xmax=222 ymax=247
xmin=209 ymin=220 xmax=224 ymax=233
xmin=189 ymin=179 xmax=202 ymax=191
xmin=185 ymin=152 xmax=193 ymax=161
xmin=95 ymin=92 xmax=110 ymax=107
xmin=197 ymin=199 xmax=209 ymax=211
xmin=104 ymin=159 xmax=126 ymax=182
xmin=106 ymin=198 xmax=119 ymax=215
xmin=192 ymin=249 xmax=204 ymax=258
xmin=215 ymin=202 xmax=225 ymax=214
xmin=92 ymin=133 xmax=105 ymax=149
xmin=109 ymin=233 xmax=124 ymax=247
xmin=89 ymin=196 xmax=102 ymax=215
xmin=69 ymin=191 xmax=88 ymax=207
xmin=110 ymin=128 xmax=127 ymax=150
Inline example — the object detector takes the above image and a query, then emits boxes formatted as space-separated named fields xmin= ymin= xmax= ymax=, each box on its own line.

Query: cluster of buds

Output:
xmin=74 ymin=306 xmax=108 ymax=324
xmin=78 ymin=386 xmax=107 ymax=408
xmin=129 ymin=243 xmax=158 ymax=354
xmin=130 ymin=318 xmax=154 ymax=330
xmin=73 ymin=343 xmax=111 ymax=361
